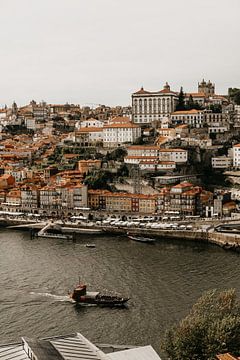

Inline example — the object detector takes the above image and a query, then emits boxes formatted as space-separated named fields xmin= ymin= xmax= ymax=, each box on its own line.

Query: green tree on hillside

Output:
xmin=229 ymin=88 xmax=240 ymax=105
xmin=84 ymin=170 xmax=113 ymax=190
xmin=176 ymin=87 xmax=186 ymax=111
xmin=162 ymin=289 xmax=240 ymax=360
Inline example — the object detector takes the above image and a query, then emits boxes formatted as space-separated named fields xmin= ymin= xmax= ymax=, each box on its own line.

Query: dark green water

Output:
xmin=0 ymin=229 xmax=239 ymax=355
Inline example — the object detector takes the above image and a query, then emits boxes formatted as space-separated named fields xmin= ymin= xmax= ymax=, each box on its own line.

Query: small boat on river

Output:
xmin=127 ymin=233 xmax=155 ymax=244
xmin=69 ymin=280 xmax=129 ymax=307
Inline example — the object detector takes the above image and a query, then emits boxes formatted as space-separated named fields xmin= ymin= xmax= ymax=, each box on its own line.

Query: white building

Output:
xmin=127 ymin=145 xmax=159 ymax=157
xmin=171 ymin=109 xmax=205 ymax=128
xmin=159 ymin=148 xmax=188 ymax=163
xmin=25 ymin=118 xmax=36 ymax=130
xmin=124 ymin=155 xmax=158 ymax=165
xmin=212 ymin=156 xmax=232 ymax=169
xmin=75 ymin=127 xmax=103 ymax=144
xmin=233 ymin=144 xmax=240 ymax=168
xmin=139 ymin=160 xmax=176 ymax=171
xmin=103 ymin=118 xmax=141 ymax=147
xmin=79 ymin=118 xmax=104 ymax=128
xmin=132 ymin=82 xmax=178 ymax=125
xmin=208 ymin=126 xmax=228 ymax=134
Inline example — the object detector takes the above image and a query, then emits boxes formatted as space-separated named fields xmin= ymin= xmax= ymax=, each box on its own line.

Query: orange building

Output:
xmin=78 ymin=160 xmax=102 ymax=175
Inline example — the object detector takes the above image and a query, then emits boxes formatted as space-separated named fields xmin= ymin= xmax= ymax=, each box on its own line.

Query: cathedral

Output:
xmin=198 ymin=79 xmax=215 ymax=96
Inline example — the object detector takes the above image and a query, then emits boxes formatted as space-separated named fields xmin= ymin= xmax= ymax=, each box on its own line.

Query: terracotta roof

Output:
xmin=103 ymin=123 xmax=139 ymax=129
xmin=211 ymin=95 xmax=228 ymax=100
xmin=175 ymin=124 xmax=189 ymax=128
xmin=182 ymin=188 xmax=201 ymax=196
xmin=187 ymin=92 xmax=206 ymax=97
xmin=79 ymin=159 xmax=101 ymax=164
xmin=216 ymin=354 xmax=240 ymax=360
xmin=233 ymin=144 xmax=240 ymax=147
xmin=158 ymin=88 xmax=177 ymax=95
xmin=127 ymin=145 xmax=159 ymax=150
xmin=159 ymin=161 xmax=175 ymax=164
xmin=77 ymin=127 xmax=103 ymax=133
xmin=63 ymin=154 xmax=80 ymax=159
xmin=110 ymin=116 xmax=131 ymax=123
xmin=223 ymin=201 xmax=236 ymax=209
xmin=171 ymin=109 xmax=202 ymax=115
xmin=125 ymin=156 xmax=158 ymax=159
xmin=133 ymin=86 xmax=177 ymax=96
xmin=139 ymin=160 xmax=175 ymax=165
xmin=159 ymin=148 xmax=187 ymax=152
xmin=172 ymin=182 xmax=193 ymax=189
xmin=157 ymin=128 xmax=175 ymax=132
xmin=133 ymin=87 xmax=151 ymax=95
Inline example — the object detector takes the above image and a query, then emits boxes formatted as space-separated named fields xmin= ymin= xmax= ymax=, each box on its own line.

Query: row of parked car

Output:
xmin=99 ymin=219 xmax=193 ymax=230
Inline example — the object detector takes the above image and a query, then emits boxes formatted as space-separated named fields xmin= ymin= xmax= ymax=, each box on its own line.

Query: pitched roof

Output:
xmin=159 ymin=148 xmax=187 ymax=152
xmin=216 ymin=354 xmax=240 ymax=360
xmin=171 ymin=109 xmax=202 ymax=115
xmin=104 ymin=123 xmax=139 ymax=129
xmin=77 ymin=127 xmax=103 ymax=133
xmin=158 ymin=88 xmax=177 ymax=95
xmin=187 ymin=92 xmax=206 ymax=97
xmin=133 ymin=87 xmax=151 ymax=95
xmin=127 ymin=145 xmax=159 ymax=150
xmin=172 ymin=182 xmax=193 ymax=188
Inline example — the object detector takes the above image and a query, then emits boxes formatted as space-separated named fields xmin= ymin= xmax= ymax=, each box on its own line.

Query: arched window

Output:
xmin=149 ymin=98 xmax=152 ymax=113
xmin=153 ymin=98 xmax=156 ymax=113
xmin=134 ymin=99 xmax=138 ymax=113
xmin=167 ymin=98 xmax=170 ymax=112
xmin=144 ymin=98 xmax=147 ymax=113
xmin=162 ymin=98 xmax=165 ymax=113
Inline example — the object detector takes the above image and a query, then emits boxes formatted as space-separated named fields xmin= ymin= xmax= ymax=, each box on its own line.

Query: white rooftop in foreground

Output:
xmin=0 ymin=332 xmax=162 ymax=360
xmin=107 ymin=345 xmax=161 ymax=360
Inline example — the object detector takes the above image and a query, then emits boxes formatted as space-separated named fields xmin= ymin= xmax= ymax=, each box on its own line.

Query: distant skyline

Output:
xmin=0 ymin=0 xmax=239 ymax=107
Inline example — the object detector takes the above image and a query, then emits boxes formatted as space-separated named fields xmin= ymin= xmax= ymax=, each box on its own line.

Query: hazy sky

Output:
xmin=0 ymin=0 xmax=239 ymax=107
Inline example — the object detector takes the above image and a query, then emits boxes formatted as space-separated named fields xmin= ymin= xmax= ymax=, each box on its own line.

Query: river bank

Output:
xmin=1 ymin=216 xmax=240 ymax=252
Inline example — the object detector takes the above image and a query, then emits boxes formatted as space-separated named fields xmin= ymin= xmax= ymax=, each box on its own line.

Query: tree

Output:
xmin=229 ymin=88 xmax=240 ymax=105
xmin=104 ymin=148 xmax=127 ymax=162
xmin=209 ymin=104 xmax=222 ymax=113
xmin=186 ymin=94 xmax=194 ymax=110
xmin=84 ymin=170 xmax=113 ymax=190
xmin=176 ymin=87 xmax=186 ymax=111
xmin=162 ymin=289 xmax=240 ymax=360
xmin=133 ymin=136 xmax=145 ymax=145
xmin=185 ymin=95 xmax=204 ymax=111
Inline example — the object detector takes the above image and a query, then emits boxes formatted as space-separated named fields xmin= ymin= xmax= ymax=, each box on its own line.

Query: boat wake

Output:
xmin=30 ymin=292 xmax=75 ymax=303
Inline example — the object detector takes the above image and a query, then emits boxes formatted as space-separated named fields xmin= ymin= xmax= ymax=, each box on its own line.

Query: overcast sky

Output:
xmin=0 ymin=0 xmax=239 ymax=107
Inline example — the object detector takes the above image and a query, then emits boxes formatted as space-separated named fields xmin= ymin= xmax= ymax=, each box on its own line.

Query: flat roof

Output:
xmin=108 ymin=346 xmax=161 ymax=360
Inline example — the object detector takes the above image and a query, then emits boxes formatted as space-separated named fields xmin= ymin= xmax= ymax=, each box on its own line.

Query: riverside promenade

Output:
xmin=1 ymin=216 xmax=240 ymax=252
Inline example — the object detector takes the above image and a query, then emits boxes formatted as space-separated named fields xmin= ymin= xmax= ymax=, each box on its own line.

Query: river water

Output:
xmin=0 ymin=228 xmax=239 ymax=356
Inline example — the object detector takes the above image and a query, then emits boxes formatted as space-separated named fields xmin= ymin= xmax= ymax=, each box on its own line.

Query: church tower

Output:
xmin=198 ymin=79 xmax=215 ymax=96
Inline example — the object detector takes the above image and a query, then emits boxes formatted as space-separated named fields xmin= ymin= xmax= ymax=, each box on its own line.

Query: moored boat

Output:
xmin=36 ymin=232 xmax=73 ymax=240
xmin=127 ymin=233 xmax=155 ymax=244
xmin=69 ymin=281 xmax=129 ymax=307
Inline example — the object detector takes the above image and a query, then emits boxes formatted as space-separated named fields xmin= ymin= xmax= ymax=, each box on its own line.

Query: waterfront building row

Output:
xmin=0 ymin=181 xmax=207 ymax=217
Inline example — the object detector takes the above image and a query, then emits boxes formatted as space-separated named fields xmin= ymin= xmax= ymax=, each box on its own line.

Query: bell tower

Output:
xmin=198 ymin=79 xmax=215 ymax=96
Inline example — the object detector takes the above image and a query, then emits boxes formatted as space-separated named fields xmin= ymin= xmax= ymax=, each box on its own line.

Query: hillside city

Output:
xmin=1 ymin=80 xmax=240 ymax=221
